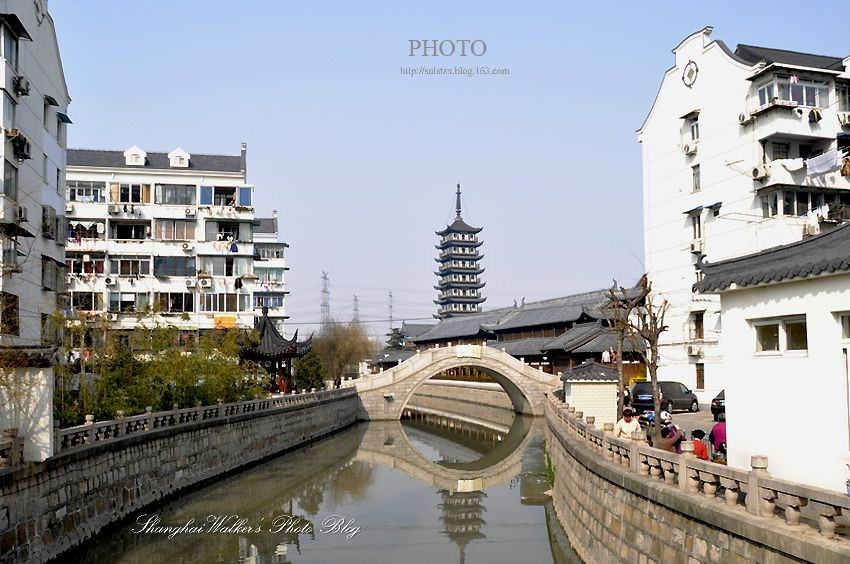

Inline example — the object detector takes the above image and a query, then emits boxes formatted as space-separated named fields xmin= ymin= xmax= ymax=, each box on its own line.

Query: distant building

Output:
xmin=252 ymin=211 xmax=289 ymax=335
xmin=639 ymin=27 xmax=850 ymax=401
xmin=65 ymin=144 xmax=258 ymax=347
xmin=434 ymin=184 xmax=485 ymax=318
xmin=697 ymin=222 xmax=850 ymax=492
xmin=371 ymin=320 xmax=436 ymax=372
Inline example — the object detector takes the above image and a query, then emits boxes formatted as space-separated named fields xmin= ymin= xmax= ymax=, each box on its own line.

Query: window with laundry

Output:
xmin=66 ymin=252 xmax=105 ymax=274
xmin=67 ymin=180 xmax=105 ymax=203
xmin=757 ymin=75 xmax=828 ymax=108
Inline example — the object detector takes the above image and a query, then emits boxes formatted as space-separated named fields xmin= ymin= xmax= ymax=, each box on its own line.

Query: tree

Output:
xmin=314 ymin=319 xmax=375 ymax=388
xmin=605 ymin=275 xmax=649 ymax=419
xmin=294 ymin=349 xmax=326 ymax=391
xmin=626 ymin=277 xmax=669 ymax=444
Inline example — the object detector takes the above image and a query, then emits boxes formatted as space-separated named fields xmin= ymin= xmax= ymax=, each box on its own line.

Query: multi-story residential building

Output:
xmin=638 ymin=27 xmax=850 ymax=401
xmin=0 ymin=0 xmax=71 ymax=460
xmin=252 ymin=211 xmax=288 ymax=335
xmin=65 ymin=144 xmax=258 ymax=346
xmin=434 ymin=184 xmax=485 ymax=318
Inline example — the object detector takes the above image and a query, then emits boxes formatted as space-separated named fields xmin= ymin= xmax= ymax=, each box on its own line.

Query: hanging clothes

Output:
xmin=806 ymin=149 xmax=843 ymax=175
xmin=841 ymin=157 xmax=850 ymax=177
xmin=234 ymin=278 xmax=243 ymax=290
xmin=230 ymin=242 xmax=239 ymax=253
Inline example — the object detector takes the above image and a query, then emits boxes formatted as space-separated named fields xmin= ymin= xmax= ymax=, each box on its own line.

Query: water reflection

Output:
xmin=72 ymin=406 xmax=580 ymax=563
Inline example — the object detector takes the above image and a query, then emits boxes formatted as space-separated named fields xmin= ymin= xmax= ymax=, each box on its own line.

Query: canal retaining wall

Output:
xmin=0 ymin=389 xmax=359 ymax=563
xmin=545 ymin=396 xmax=850 ymax=563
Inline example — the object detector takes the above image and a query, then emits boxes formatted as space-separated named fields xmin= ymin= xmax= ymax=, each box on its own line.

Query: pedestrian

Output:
xmin=709 ymin=412 xmax=726 ymax=453
xmin=657 ymin=425 xmax=684 ymax=453
xmin=691 ymin=429 xmax=709 ymax=460
xmin=613 ymin=407 xmax=640 ymax=439
xmin=660 ymin=411 xmax=684 ymax=453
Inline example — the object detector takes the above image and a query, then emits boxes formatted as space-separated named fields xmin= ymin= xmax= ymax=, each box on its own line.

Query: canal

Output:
xmin=70 ymin=405 xmax=581 ymax=563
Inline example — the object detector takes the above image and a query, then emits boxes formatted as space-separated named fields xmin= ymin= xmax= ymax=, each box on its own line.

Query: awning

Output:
xmin=57 ymin=112 xmax=72 ymax=124
xmin=683 ymin=205 xmax=704 ymax=216
xmin=44 ymin=95 xmax=59 ymax=107
xmin=707 ymin=202 xmax=722 ymax=214
xmin=679 ymin=109 xmax=700 ymax=120
xmin=0 ymin=15 xmax=32 ymax=40
xmin=42 ymin=254 xmax=66 ymax=268
xmin=0 ymin=222 xmax=34 ymax=238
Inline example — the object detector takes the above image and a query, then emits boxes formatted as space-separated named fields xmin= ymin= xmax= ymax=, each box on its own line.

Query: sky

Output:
xmin=50 ymin=0 xmax=849 ymax=336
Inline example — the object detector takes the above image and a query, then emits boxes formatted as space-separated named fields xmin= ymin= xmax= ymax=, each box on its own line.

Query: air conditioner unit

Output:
xmin=690 ymin=239 xmax=704 ymax=254
xmin=199 ymin=278 xmax=212 ymax=288
xmin=794 ymin=107 xmax=805 ymax=118
xmin=752 ymin=164 xmax=770 ymax=180
xmin=683 ymin=142 xmax=698 ymax=156
xmin=738 ymin=112 xmax=754 ymax=125
xmin=107 ymin=204 xmax=120 ymax=214
xmin=184 ymin=207 xmax=195 ymax=216
xmin=181 ymin=242 xmax=191 ymax=250
xmin=16 ymin=205 xmax=26 ymax=223
xmin=65 ymin=203 xmax=74 ymax=214
xmin=838 ymin=112 xmax=850 ymax=126
xmin=687 ymin=345 xmax=703 ymax=357
xmin=82 ymin=254 xmax=91 ymax=262
xmin=108 ymin=313 xmax=119 ymax=321
xmin=185 ymin=279 xmax=197 ymax=288
xmin=105 ymin=277 xmax=117 ymax=286
xmin=12 ymin=76 xmax=30 ymax=96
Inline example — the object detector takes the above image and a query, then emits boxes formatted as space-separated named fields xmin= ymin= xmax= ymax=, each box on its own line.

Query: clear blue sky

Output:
xmin=51 ymin=1 xmax=849 ymax=335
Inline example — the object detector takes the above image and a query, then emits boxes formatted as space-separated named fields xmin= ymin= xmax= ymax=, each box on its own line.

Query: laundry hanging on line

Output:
xmin=806 ymin=149 xmax=845 ymax=176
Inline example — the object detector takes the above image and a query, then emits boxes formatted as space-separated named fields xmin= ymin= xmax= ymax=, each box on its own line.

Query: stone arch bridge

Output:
xmin=345 ymin=345 xmax=560 ymax=420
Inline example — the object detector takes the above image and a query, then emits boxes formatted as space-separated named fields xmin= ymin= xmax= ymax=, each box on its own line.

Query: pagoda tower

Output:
xmin=434 ymin=184 xmax=485 ymax=318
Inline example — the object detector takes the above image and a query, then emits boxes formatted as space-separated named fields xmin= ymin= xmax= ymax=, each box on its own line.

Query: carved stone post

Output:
xmin=602 ymin=423 xmax=614 ymax=461
xmin=115 ymin=410 xmax=125 ymax=438
xmin=746 ymin=455 xmax=772 ymax=516
xmin=145 ymin=406 xmax=154 ymax=431
xmin=85 ymin=414 xmax=95 ymax=444
xmin=679 ymin=441 xmax=698 ymax=493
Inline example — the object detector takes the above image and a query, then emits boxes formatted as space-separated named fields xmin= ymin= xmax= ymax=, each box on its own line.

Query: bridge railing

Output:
xmin=548 ymin=394 xmax=850 ymax=543
xmin=53 ymin=388 xmax=356 ymax=457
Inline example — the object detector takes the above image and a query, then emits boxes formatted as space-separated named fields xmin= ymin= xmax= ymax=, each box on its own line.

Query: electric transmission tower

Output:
xmin=353 ymin=294 xmax=360 ymax=322
xmin=320 ymin=271 xmax=330 ymax=323
xmin=388 ymin=291 xmax=394 ymax=329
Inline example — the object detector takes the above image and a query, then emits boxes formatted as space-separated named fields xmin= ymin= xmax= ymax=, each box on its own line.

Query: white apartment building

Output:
xmin=0 ymin=0 xmax=71 ymax=460
xmin=638 ymin=26 xmax=850 ymax=402
xmin=252 ymin=211 xmax=288 ymax=335
xmin=65 ymin=144 xmax=260 ymax=345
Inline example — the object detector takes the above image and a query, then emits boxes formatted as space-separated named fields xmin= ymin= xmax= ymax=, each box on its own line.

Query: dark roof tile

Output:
xmin=68 ymin=148 xmax=244 ymax=173
xmin=734 ymin=44 xmax=845 ymax=71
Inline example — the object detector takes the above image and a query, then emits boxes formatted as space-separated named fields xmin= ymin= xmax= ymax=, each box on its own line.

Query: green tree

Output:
xmin=294 ymin=349 xmax=327 ymax=391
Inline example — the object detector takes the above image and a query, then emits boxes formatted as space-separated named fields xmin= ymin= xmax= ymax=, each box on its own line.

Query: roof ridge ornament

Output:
xmin=455 ymin=183 xmax=462 ymax=218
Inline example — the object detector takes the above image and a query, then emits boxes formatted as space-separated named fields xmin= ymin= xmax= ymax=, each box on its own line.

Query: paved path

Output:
xmin=668 ymin=408 xmax=715 ymax=437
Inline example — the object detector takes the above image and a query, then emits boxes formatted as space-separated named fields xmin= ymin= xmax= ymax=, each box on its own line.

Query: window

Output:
xmin=111 ymin=222 xmax=148 ymax=240
xmin=67 ymin=221 xmax=105 ymax=241
xmin=254 ymin=293 xmax=286 ymax=309
xmin=66 ymin=253 xmax=105 ymax=275
xmin=754 ymin=317 xmax=807 ymax=354
xmin=771 ymin=142 xmax=790 ymax=160
xmin=238 ymin=186 xmax=252 ymax=206
xmin=758 ymin=76 xmax=828 ymax=108
xmin=1 ymin=235 xmax=15 ymax=268
xmin=42 ymin=98 xmax=49 ymax=127
xmin=155 ymin=184 xmax=196 ymax=205
xmin=109 ymin=255 xmax=150 ymax=276
xmin=108 ymin=292 xmax=149 ymax=313
xmin=692 ymin=165 xmax=700 ymax=193
xmin=153 ymin=256 xmax=195 ymax=277
xmin=0 ymin=292 xmax=19 ymax=335
xmin=70 ymin=291 xmax=104 ymax=311
xmin=692 ymin=311 xmax=704 ymax=340
xmin=689 ymin=117 xmax=699 ymax=141
xmin=198 ymin=256 xmax=251 ymax=277
xmin=42 ymin=206 xmax=56 ymax=238
xmin=691 ymin=214 xmax=702 ymax=240
xmin=3 ymin=92 xmax=14 ymax=131
xmin=41 ymin=314 xmax=59 ymax=345
xmin=257 ymin=267 xmax=286 ymax=283
xmin=841 ymin=314 xmax=850 ymax=340
xmin=1 ymin=24 xmax=18 ymax=70
xmin=200 ymin=293 xmax=243 ymax=312
xmin=840 ymin=85 xmax=850 ymax=112
xmin=120 ymin=184 xmax=142 ymax=203
xmin=761 ymin=192 xmax=779 ymax=218
xmin=156 ymin=219 xmax=195 ymax=240
xmin=2 ymin=160 xmax=17 ymax=202
xmin=205 ymin=220 xmax=252 ymax=242
xmin=213 ymin=187 xmax=236 ymax=206
xmin=155 ymin=292 xmax=194 ymax=313
xmin=200 ymin=186 xmax=213 ymax=206
xmin=67 ymin=181 xmax=105 ymax=203
xmin=256 ymin=244 xmax=286 ymax=259
xmin=758 ymin=82 xmax=775 ymax=106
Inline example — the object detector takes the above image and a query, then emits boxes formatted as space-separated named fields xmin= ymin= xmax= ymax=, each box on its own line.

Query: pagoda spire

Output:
xmin=455 ymin=183 xmax=462 ymax=218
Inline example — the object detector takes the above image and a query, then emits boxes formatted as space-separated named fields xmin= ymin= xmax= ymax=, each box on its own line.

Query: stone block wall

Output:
xmin=0 ymin=392 xmax=359 ymax=563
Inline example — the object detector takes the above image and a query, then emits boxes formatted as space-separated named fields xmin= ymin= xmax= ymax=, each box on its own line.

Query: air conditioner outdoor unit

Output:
xmin=752 ymin=164 xmax=770 ymax=180
xmin=839 ymin=112 xmax=850 ymax=126
xmin=105 ymin=277 xmax=117 ymax=286
xmin=199 ymin=278 xmax=212 ymax=288
xmin=683 ymin=142 xmax=698 ymax=156
xmin=185 ymin=279 xmax=197 ymax=288
xmin=690 ymin=239 xmax=704 ymax=254
xmin=65 ymin=203 xmax=74 ymax=214
xmin=184 ymin=207 xmax=195 ymax=216
xmin=108 ymin=313 xmax=119 ymax=321
xmin=107 ymin=204 xmax=120 ymax=214
xmin=738 ymin=112 xmax=754 ymax=125
xmin=12 ymin=76 xmax=30 ymax=96
xmin=181 ymin=242 xmax=191 ymax=250
xmin=16 ymin=205 xmax=26 ymax=223
xmin=687 ymin=345 xmax=703 ymax=357
xmin=82 ymin=254 xmax=91 ymax=262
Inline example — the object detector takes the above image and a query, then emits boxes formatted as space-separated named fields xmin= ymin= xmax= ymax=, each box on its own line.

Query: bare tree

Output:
xmin=626 ymin=277 xmax=669 ymax=444
xmin=605 ymin=274 xmax=649 ymax=419
xmin=314 ymin=319 xmax=376 ymax=388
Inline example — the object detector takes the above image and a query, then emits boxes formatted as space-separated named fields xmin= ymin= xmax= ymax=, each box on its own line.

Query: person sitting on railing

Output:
xmin=657 ymin=425 xmax=685 ymax=453
xmin=660 ymin=411 xmax=684 ymax=453
xmin=691 ymin=429 xmax=709 ymax=460
xmin=613 ymin=407 xmax=640 ymax=439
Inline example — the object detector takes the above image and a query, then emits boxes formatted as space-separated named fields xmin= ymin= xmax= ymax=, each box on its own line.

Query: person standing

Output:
xmin=613 ymin=407 xmax=640 ymax=439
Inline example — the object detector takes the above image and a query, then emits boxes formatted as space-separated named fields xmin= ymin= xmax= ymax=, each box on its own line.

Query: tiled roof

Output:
xmin=401 ymin=322 xmax=436 ymax=339
xmin=436 ymin=217 xmax=482 ymax=235
xmin=486 ymin=337 xmax=552 ymax=357
xmin=413 ymin=310 xmax=506 ymax=342
xmin=734 ymin=44 xmax=845 ymax=71
xmin=253 ymin=217 xmax=277 ymax=234
xmin=542 ymin=321 xmax=603 ymax=351
xmin=695 ymin=223 xmax=850 ymax=293
xmin=571 ymin=331 xmax=645 ymax=354
xmin=68 ymin=148 xmax=244 ymax=173
xmin=560 ymin=360 xmax=618 ymax=382
xmin=373 ymin=350 xmax=416 ymax=365
xmin=483 ymin=291 xmax=610 ymax=332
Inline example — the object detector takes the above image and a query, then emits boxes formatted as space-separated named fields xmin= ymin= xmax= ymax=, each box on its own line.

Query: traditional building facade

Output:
xmin=434 ymin=184 xmax=485 ymax=318
xmin=65 ymin=144 xmax=258 ymax=346
xmin=252 ymin=211 xmax=288 ymax=335
xmin=639 ymin=27 xmax=850 ymax=401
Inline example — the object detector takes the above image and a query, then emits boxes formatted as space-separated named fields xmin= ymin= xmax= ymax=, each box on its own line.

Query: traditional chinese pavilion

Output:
xmin=242 ymin=307 xmax=312 ymax=393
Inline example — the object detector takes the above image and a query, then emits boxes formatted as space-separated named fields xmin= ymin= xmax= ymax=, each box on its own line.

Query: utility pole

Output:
xmin=353 ymin=294 xmax=360 ymax=322
xmin=320 ymin=271 xmax=330 ymax=324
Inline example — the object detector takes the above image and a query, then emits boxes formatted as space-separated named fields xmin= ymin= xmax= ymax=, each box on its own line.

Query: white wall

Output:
xmin=718 ymin=273 xmax=850 ymax=492
xmin=0 ymin=366 xmax=53 ymax=461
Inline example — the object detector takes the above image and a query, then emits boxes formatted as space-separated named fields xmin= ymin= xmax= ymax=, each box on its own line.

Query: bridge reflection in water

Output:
xmin=71 ymin=406 xmax=580 ymax=564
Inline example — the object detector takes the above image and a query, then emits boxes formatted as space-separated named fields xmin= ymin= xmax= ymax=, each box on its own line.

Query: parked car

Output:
xmin=630 ymin=381 xmax=699 ymax=414
xmin=711 ymin=390 xmax=725 ymax=421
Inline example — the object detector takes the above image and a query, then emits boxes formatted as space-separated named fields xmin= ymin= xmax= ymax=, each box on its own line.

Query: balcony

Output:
xmin=751 ymin=103 xmax=839 ymax=142
xmin=758 ymin=158 xmax=850 ymax=191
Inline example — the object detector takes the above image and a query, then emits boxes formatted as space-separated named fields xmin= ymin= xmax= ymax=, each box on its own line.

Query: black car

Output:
xmin=711 ymin=390 xmax=725 ymax=421
xmin=630 ymin=381 xmax=699 ymax=414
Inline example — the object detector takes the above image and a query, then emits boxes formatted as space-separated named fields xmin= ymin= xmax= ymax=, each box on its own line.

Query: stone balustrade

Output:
xmin=547 ymin=394 xmax=850 ymax=562
xmin=0 ymin=429 xmax=24 ymax=468
xmin=53 ymin=388 xmax=355 ymax=457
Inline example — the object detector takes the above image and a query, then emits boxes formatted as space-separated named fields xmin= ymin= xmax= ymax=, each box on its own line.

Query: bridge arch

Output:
xmin=346 ymin=345 xmax=560 ymax=420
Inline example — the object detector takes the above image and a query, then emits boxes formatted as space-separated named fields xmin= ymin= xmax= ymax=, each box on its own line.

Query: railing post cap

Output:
xmin=84 ymin=414 xmax=94 ymax=424
xmin=145 ymin=406 xmax=152 ymax=413
xmin=681 ymin=440 xmax=695 ymax=457
xmin=172 ymin=403 xmax=179 ymax=410
xmin=751 ymin=455 xmax=769 ymax=470
xmin=567 ymin=407 xmax=576 ymax=413
xmin=585 ymin=416 xmax=595 ymax=425
xmin=603 ymin=422 xmax=614 ymax=432
xmin=575 ymin=411 xmax=584 ymax=419
xmin=115 ymin=410 xmax=124 ymax=419
xmin=631 ymin=429 xmax=646 ymax=441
